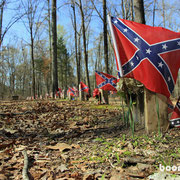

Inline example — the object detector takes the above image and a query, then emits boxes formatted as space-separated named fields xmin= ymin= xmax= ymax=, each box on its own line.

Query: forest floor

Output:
xmin=0 ymin=99 xmax=180 ymax=180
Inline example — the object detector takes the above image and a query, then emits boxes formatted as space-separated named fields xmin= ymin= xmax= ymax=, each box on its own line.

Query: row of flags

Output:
xmin=45 ymin=16 xmax=180 ymax=128
xmin=95 ymin=69 xmax=180 ymax=128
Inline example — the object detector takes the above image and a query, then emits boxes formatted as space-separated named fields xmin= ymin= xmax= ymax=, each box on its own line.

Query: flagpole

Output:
xmin=107 ymin=14 xmax=123 ymax=77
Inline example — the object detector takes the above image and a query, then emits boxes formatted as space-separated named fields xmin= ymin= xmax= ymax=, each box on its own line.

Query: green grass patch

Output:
xmin=88 ymin=104 xmax=122 ymax=110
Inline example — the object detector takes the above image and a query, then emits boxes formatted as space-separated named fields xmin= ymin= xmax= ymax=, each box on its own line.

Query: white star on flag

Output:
xmin=134 ymin=37 xmax=140 ymax=42
xmin=158 ymin=62 xmax=164 ymax=68
xmin=162 ymin=44 xmax=168 ymax=50
xmin=131 ymin=62 xmax=134 ymax=66
xmin=123 ymin=28 xmax=128 ymax=32
xmin=146 ymin=48 xmax=152 ymax=54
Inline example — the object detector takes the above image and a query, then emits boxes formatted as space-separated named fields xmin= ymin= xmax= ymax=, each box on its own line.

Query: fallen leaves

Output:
xmin=46 ymin=143 xmax=72 ymax=152
xmin=0 ymin=100 xmax=180 ymax=179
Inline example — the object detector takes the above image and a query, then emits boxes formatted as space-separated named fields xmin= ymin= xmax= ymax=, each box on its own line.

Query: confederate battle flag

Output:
xmin=108 ymin=16 xmax=180 ymax=98
xmin=95 ymin=70 xmax=117 ymax=92
xmin=80 ymin=81 xmax=89 ymax=93
xmin=67 ymin=87 xmax=76 ymax=97
xmin=170 ymin=97 xmax=180 ymax=128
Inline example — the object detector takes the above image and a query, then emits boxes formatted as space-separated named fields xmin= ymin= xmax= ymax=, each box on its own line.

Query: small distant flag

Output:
xmin=169 ymin=97 xmax=180 ymax=128
xmin=68 ymin=87 xmax=76 ymax=97
xmin=80 ymin=81 xmax=89 ymax=93
xmin=95 ymin=70 xmax=117 ymax=92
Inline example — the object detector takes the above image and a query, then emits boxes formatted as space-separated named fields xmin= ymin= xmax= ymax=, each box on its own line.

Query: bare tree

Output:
xmin=0 ymin=0 xmax=24 ymax=48
xmin=47 ymin=0 xmax=52 ymax=94
xmin=21 ymin=0 xmax=46 ymax=99
xmin=153 ymin=0 xmax=156 ymax=26
xmin=78 ymin=0 xmax=91 ymax=94
xmin=51 ymin=0 xmax=58 ymax=97
xmin=71 ymin=0 xmax=80 ymax=87
xmin=103 ymin=0 xmax=109 ymax=74
xmin=162 ymin=0 xmax=165 ymax=27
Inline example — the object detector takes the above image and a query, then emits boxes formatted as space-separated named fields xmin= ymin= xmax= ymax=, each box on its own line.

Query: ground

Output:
xmin=0 ymin=99 xmax=180 ymax=180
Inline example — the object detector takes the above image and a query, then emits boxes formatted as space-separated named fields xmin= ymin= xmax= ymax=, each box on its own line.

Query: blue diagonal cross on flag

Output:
xmin=81 ymin=86 xmax=88 ymax=91
xmin=68 ymin=87 xmax=76 ymax=97
xmin=109 ymin=16 xmax=180 ymax=97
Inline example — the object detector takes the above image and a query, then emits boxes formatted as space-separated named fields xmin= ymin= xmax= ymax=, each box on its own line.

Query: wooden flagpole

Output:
xmin=79 ymin=84 xmax=85 ymax=101
xmin=107 ymin=14 xmax=123 ymax=77
xmin=144 ymin=89 xmax=169 ymax=134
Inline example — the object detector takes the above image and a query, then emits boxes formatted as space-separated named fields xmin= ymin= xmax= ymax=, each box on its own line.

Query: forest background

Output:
xmin=0 ymin=0 xmax=180 ymax=99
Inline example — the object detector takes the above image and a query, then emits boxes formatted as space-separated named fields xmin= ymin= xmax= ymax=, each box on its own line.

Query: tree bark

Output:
xmin=47 ymin=0 xmax=52 ymax=95
xmin=130 ymin=0 xmax=134 ymax=21
xmin=71 ymin=1 xmax=80 ymax=87
xmin=102 ymin=0 xmax=109 ymax=104
xmin=121 ymin=0 xmax=125 ymax=19
xmin=133 ymin=0 xmax=145 ymax=128
xmin=162 ymin=0 xmax=165 ymax=28
xmin=78 ymin=0 xmax=91 ymax=95
xmin=153 ymin=0 xmax=156 ymax=27
xmin=103 ymin=0 xmax=108 ymax=74
xmin=78 ymin=32 xmax=81 ymax=84
xmin=133 ymin=0 xmax=145 ymax=24
xmin=134 ymin=0 xmax=168 ymax=133
xmin=30 ymin=25 xmax=36 ymax=99
xmin=51 ymin=0 xmax=58 ymax=97
xmin=0 ymin=1 xmax=5 ymax=47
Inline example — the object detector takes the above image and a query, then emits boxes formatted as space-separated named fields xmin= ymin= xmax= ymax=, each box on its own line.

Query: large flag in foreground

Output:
xmin=95 ymin=70 xmax=117 ymax=91
xmin=108 ymin=16 xmax=180 ymax=97
xmin=80 ymin=81 xmax=89 ymax=93
xmin=170 ymin=98 xmax=180 ymax=128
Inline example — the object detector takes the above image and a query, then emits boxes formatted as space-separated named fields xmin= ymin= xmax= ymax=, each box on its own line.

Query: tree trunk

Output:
xmin=133 ymin=0 xmax=145 ymax=24
xmin=102 ymin=0 xmax=109 ymax=104
xmin=51 ymin=0 xmax=58 ymax=97
xmin=47 ymin=0 xmax=52 ymax=95
xmin=162 ymin=0 xmax=165 ymax=28
xmin=78 ymin=0 xmax=91 ymax=95
xmin=71 ymin=1 xmax=80 ymax=87
xmin=121 ymin=0 xmax=125 ymax=19
xmin=134 ymin=0 xmax=168 ymax=133
xmin=133 ymin=0 xmax=146 ymax=128
xmin=153 ymin=0 xmax=156 ymax=27
xmin=30 ymin=26 xmax=36 ymax=99
xmin=130 ymin=0 xmax=134 ymax=21
xmin=78 ymin=33 xmax=81 ymax=84
xmin=103 ymin=0 xmax=108 ymax=74
xmin=0 ymin=0 xmax=5 ymax=47
xmin=65 ymin=53 xmax=68 ymax=90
